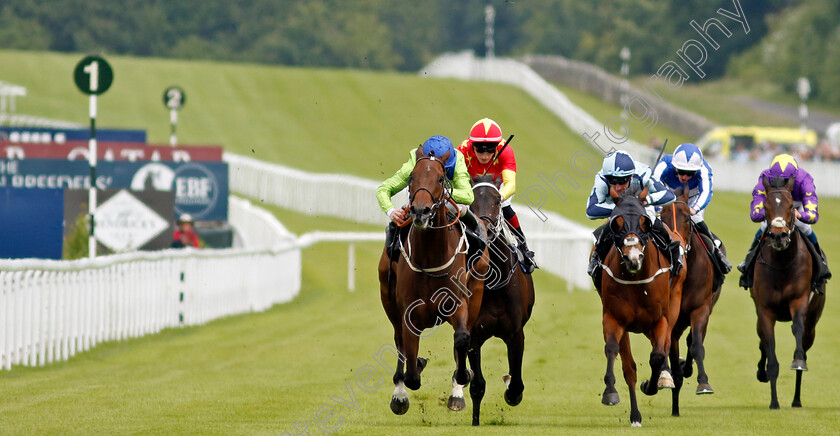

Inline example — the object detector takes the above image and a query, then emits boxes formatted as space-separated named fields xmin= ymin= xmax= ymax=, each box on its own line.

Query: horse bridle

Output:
xmin=408 ymin=156 xmax=451 ymax=223
xmin=472 ymin=182 xmax=503 ymax=243
xmin=765 ymin=189 xmax=795 ymax=237
xmin=472 ymin=182 xmax=517 ymax=289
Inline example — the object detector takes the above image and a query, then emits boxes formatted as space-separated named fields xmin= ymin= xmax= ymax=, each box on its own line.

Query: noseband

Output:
xmin=766 ymin=189 xmax=795 ymax=237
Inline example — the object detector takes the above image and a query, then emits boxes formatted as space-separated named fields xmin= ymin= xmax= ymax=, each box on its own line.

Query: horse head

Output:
xmin=609 ymin=186 xmax=652 ymax=274
xmin=762 ymin=175 xmax=796 ymax=251
xmin=662 ymin=184 xmax=692 ymax=241
xmin=408 ymin=147 xmax=450 ymax=229
xmin=470 ymin=174 xmax=502 ymax=239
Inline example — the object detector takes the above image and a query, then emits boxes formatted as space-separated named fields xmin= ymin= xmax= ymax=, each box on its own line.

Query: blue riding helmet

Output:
xmin=601 ymin=150 xmax=635 ymax=177
xmin=421 ymin=135 xmax=457 ymax=180
xmin=672 ymin=143 xmax=704 ymax=171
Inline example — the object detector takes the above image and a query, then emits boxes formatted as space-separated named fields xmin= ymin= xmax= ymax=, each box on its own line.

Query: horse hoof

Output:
xmin=602 ymin=392 xmax=620 ymax=406
xmin=502 ymin=374 xmax=511 ymax=388
xmin=504 ymin=389 xmax=523 ymax=406
xmin=447 ymin=395 xmax=466 ymax=411
xmin=657 ymin=371 xmax=675 ymax=390
xmin=696 ymin=383 xmax=714 ymax=394
xmin=792 ymin=400 xmax=802 ymax=408
xmin=790 ymin=360 xmax=808 ymax=371
xmin=417 ymin=357 xmax=428 ymax=372
xmin=770 ymin=401 xmax=780 ymax=410
xmin=390 ymin=396 xmax=409 ymax=415
xmin=631 ymin=421 xmax=642 ymax=428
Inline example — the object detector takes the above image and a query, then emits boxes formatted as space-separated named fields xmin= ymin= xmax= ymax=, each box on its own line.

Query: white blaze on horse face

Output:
xmin=627 ymin=246 xmax=644 ymax=265
xmin=771 ymin=217 xmax=787 ymax=229
xmin=775 ymin=197 xmax=781 ymax=205
xmin=392 ymin=381 xmax=408 ymax=402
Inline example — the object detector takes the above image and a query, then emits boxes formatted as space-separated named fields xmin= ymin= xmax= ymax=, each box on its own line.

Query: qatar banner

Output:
xmin=0 ymin=141 xmax=223 ymax=162
xmin=0 ymin=126 xmax=146 ymax=144
xmin=0 ymin=159 xmax=228 ymax=221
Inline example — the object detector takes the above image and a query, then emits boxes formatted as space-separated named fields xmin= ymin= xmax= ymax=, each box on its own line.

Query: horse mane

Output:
xmin=472 ymin=174 xmax=495 ymax=185
xmin=768 ymin=175 xmax=790 ymax=189
xmin=673 ymin=183 xmax=689 ymax=199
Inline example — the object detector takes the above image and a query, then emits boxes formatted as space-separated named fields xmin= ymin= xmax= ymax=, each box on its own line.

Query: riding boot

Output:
xmin=695 ymin=221 xmax=732 ymax=274
xmin=738 ymin=229 xmax=763 ymax=290
xmin=588 ymin=223 xmax=611 ymax=279
xmin=652 ymin=218 xmax=682 ymax=278
xmin=510 ymin=225 xmax=537 ymax=274
xmin=459 ymin=206 xmax=487 ymax=246
xmin=805 ymin=231 xmax=831 ymax=292
xmin=385 ymin=222 xmax=399 ymax=261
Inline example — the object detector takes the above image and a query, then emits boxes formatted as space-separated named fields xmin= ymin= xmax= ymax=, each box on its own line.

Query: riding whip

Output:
xmin=481 ymin=134 xmax=515 ymax=176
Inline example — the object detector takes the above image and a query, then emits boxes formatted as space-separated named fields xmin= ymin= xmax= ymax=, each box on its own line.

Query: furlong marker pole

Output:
xmin=170 ymin=107 xmax=177 ymax=146
xmin=88 ymin=94 xmax=98 ymax=258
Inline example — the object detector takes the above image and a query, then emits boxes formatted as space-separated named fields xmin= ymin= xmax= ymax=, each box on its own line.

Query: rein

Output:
xmin=667 ymin=200 xmax=692 ymax=252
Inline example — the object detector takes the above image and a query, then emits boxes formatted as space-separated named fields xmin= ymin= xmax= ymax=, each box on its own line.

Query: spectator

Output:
xmin=731 ymin=143 xmax=750 ymax=163
xmin=172 ymin=214 xmax=200 ymax=248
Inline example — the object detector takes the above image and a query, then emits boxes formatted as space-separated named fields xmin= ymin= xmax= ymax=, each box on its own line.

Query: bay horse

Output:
xmin=597 ymin=185 xmax=685 ymax=427
xmin=750 ymin=175 xmax=825 ymax=409
xmin=465 ymin=175 xmax=535 ymax=426
xmin=377 ymin=147 xmax=489 ymax=416
xmin=659 ymin=184 xmax=724 ymax=417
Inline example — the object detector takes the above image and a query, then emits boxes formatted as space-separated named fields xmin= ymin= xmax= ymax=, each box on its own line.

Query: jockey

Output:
xmin=652 ymin=143 xmax=732 ymax=274
xmin=376 ymin=135 xmax=484 ymax=252
xmin=737 ymin=153 xmax=831 ymax=290
xmin=457 ymin=117 xmax=537 ymax=274
xmin=586 ymin=150 xmax=681 ymax=280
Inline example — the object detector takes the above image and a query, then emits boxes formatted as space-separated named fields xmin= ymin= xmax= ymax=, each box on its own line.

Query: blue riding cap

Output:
xmin=601 ymin=150 xmax=635 ymax=177
xmin=422 ymin=135 xmax=457 ymax=180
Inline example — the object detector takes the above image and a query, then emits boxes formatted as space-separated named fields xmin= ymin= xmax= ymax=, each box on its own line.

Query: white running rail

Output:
xmin=225 ymin=153 xmax=594 ymax=290
xmin=0 ymin=197 xmax=302 ymax=371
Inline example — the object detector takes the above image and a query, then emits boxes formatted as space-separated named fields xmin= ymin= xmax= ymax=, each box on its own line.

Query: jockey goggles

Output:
xmin=473 ymin=141 xmax=498 ymax=154
xmin=676 ymin=169 xmax=697 ymax=177
xmin=606 ymin=175 xmax=631 ymax=185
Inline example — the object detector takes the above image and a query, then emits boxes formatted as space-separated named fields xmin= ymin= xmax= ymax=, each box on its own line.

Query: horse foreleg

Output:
xmin=618 ymin=332 xmax=642 ymax=427
xmin=682 ymin=331 xmax=694 ymax=378
xmin=790 ymin=306 xmax=808 ymax=371
xmin=689 ymin=306 xmax=714 ymax=394
xmin=451 ymin=304 xmax=472 ymax=387
xmin=468 ymin=339 xmax=487 ymax=426
xmin=756 ymin=308 xmax=779 ymax=409
xmin=601 ymin=315 xmax=624 ymax=406
xmin=389 ymin=330 xmax=409 ymax=415
xmin=642 ymin=316 xmax=670 ymax=396
xmin=669 ymin=327 xmax=684 ymax=417
xmin=401 ymin=321 xmax=422 ymax=392
xmin=503 ymin=329 xmax=526 ymax=407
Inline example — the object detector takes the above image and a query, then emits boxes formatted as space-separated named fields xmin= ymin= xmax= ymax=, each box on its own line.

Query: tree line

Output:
xmin=1 ymin=0 xmax=837 ymax=102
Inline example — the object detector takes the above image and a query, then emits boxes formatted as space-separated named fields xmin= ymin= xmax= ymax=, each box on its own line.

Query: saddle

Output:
xmin=696 ymin=231 xmax=725 ymax=291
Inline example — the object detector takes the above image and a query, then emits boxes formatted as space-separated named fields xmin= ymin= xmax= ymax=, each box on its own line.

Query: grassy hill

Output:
xmin=1 ymin=50 xmax=839 ymax=434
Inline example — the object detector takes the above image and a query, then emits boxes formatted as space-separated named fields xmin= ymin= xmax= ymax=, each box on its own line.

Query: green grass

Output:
xmin=2 ymin=50 xmax=840 ymax=434
xmin=2 ymin=211 xmax=839 ymax=434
